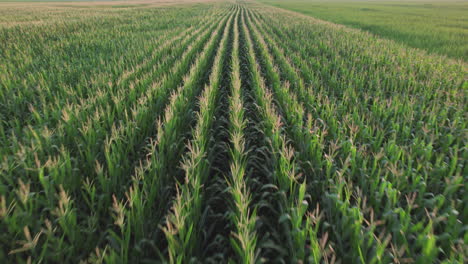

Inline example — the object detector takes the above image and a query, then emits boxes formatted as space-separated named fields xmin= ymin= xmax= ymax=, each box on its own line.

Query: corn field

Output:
xmin=0 ymin=1 xmax=466 ymax=263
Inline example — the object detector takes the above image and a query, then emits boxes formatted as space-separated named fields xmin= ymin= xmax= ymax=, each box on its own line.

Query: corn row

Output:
xmin=239 ymin=7 xmax=315 ymax=263
xmin=226 ymin=8 xmax=258 ymax=263
xmin=162 ymin=9 xmax=233 ymax=264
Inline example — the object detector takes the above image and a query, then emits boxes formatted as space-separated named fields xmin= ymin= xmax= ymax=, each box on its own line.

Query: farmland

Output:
xmin=259 ymin=0 xmax=468 ymax=61
xmin=0 ymin=0 xmax=467 ymax=263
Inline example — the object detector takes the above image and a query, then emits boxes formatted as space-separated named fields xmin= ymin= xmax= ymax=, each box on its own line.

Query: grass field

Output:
xmin=0 ymin=0 xmax=467 ymax=263
xmin=258 ymin=0 xmax=468 ymax=61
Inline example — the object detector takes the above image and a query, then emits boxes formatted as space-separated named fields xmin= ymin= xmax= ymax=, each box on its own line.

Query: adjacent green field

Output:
xmin=0 ymin=0 xmax=466 ymax=263
xmin=258 ymin=0 xmax=468 ymax=61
